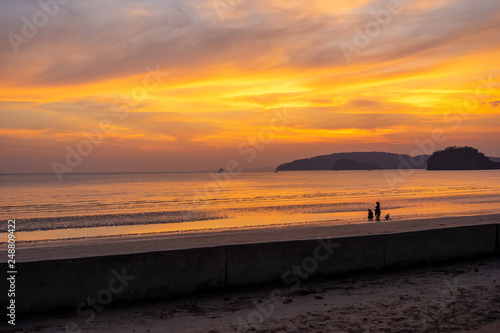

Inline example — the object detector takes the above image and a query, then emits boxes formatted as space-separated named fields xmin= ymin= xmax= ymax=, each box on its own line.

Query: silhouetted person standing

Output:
xmin=375 ymin=202 xmax=381 ymax=220
xmin=368 ymin=209 xmax=374 ymax=220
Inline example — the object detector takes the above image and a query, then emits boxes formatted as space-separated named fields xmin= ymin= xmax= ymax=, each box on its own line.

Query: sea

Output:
xmin=1 ymin=170 xmax=500 ymax=242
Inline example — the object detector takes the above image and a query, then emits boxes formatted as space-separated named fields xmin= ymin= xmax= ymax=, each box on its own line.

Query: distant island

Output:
xmin=276 ymin=149 xmax=500 ymax=171
xmin=276 ymin=152 xmax=429 ymax=171
xmin=427 ymin=146 xmax=500 ymax=170
xmin=333 ymin=158 xmax=383 ymax=170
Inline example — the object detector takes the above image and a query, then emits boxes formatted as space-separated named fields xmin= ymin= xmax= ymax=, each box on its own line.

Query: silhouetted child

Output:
xmin=385 ymin=214 xmax=391 ymax=220
xmin=368 ymin=209 xmax=374 ymax=220
xmin=375 ymin=202 xmax=381 ymax=220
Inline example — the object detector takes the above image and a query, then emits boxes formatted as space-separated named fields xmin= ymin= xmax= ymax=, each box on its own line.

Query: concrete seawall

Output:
xmin=497 ymin=222 xmax=500 ymax=253
xmin=3 ymin=223 xmax=499 ymax=314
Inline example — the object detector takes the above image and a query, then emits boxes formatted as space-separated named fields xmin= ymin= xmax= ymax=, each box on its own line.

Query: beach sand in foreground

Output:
xmin=4 ymin=256 xmax=500 ymax=332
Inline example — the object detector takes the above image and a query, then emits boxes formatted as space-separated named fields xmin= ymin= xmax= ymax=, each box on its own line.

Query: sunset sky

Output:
xmin=1 ymin=0 xmax=499 ymax=173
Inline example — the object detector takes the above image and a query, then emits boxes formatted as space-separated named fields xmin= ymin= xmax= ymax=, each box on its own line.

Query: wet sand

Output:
xmin=2 ymin=213 xmax=499 ymax=262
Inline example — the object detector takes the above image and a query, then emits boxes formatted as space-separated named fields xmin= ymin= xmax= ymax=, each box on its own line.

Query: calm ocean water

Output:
xmin=1 ymin=170 xmax=500 ymax=239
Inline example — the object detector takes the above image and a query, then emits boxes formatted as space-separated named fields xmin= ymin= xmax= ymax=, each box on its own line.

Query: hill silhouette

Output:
xmin=276 ymin=152 xmax=429 ymax=171
xmin=333 ymin=158 xmax=383 ymax=170
xmin=427 ymin=146 xmax=500 ymax=170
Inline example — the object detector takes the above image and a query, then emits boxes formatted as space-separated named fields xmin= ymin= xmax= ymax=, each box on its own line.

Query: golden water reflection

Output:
xmin=15 ymin=200 xmax=500 ymax=242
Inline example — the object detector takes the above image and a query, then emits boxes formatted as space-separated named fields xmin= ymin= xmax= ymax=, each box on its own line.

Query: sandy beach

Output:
xmin=4 ymin=256 xmax=500 ymax=332
xmin=2 ymin=213 xmax=499 ymax=332
xmin=3 ymin=213 xmax=499 ymax=262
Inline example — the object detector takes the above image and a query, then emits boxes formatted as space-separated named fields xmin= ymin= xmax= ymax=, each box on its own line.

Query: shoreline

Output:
xmin=2 ymin=213 xmax=499 ymax=263
xmin=3 ymin=215 xmax=500 ymax=329
xmin=5 ymin=189 xmax=500 ymax=233
xmin=2 ymin=214 xmax=498 ymax=317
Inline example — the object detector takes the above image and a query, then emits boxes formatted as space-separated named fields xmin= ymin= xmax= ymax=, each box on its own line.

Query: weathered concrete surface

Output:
xmin=3 ymin=224 xmax=499 ymax=314
xmin=10 ymin=247 xmax=226 ymax=313
xmin=227 ymin=242 xmax=285 ymax=286
xmin=283 ymin=235 xmax=385 ymax=278
xmin=384 ymin=225 xmax=497 ymax=267
xmin=497 ymin=224 xmax=500 ymax=254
